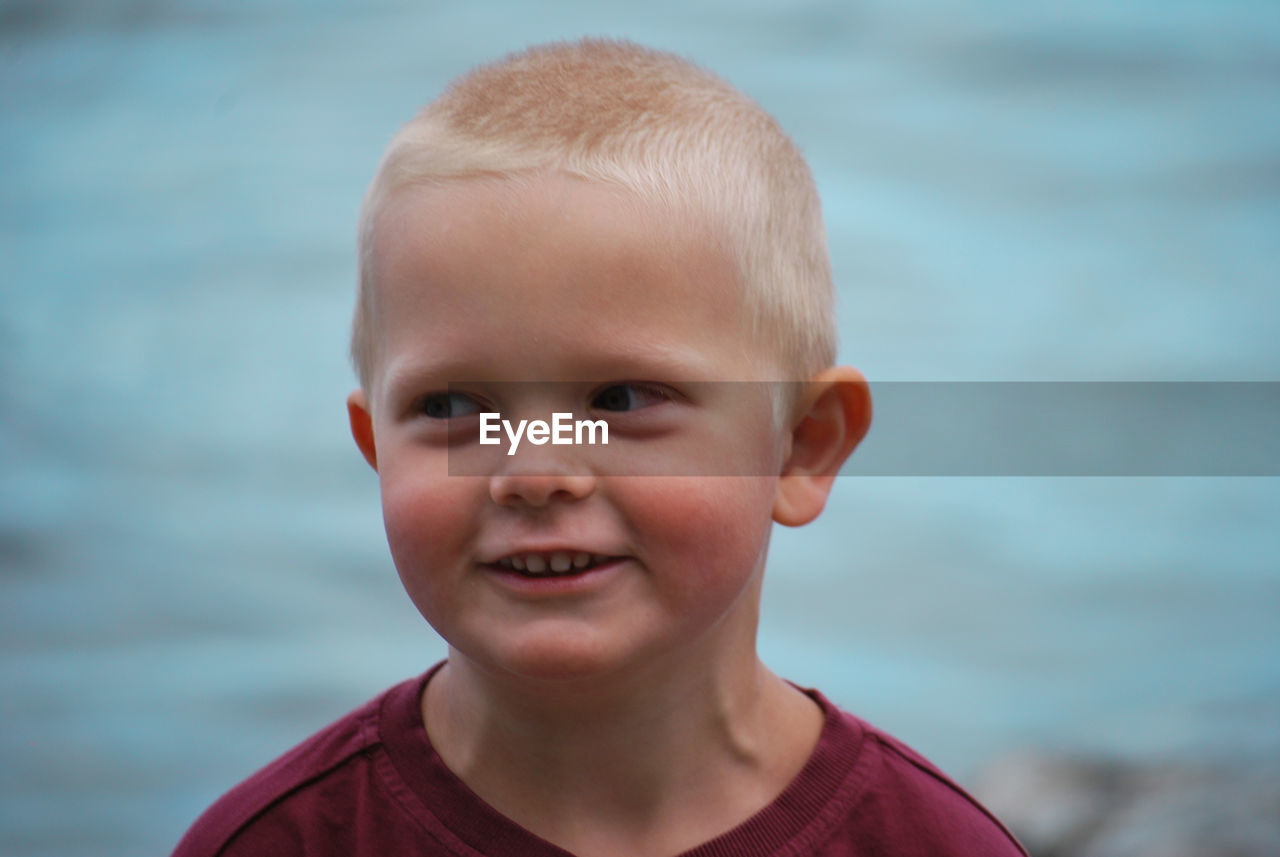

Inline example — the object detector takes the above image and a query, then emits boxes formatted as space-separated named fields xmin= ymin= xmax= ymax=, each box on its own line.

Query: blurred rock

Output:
xmin=972 ymin=752 xmax=1280 ymax=857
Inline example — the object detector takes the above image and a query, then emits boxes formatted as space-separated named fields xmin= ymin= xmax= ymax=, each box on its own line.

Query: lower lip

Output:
xmin=483 ymin=558 xmax=627 ymax=596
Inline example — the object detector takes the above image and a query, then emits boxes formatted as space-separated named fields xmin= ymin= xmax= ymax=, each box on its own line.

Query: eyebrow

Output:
xmin=379 ymin=343 xmax=719 ymax=400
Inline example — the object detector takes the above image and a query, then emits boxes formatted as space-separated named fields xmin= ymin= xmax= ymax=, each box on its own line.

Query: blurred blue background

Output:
xmin=2 ymin=1 xmax=1278 ymax=854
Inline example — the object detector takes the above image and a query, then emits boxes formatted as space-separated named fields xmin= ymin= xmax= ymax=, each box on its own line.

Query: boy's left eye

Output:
xmin=591 ymin=383 xmax=671 ymax=412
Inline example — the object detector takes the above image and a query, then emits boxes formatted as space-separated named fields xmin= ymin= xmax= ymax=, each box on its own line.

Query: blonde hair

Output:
xmin=352 ymin=38 xmax=835 ymax=389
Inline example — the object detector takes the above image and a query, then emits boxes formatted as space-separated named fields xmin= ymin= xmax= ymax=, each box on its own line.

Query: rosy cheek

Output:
xmin=624 ymin=477 xmax=775 ymax=597
xmin=379 ymin=472 xmax=476 ymax=591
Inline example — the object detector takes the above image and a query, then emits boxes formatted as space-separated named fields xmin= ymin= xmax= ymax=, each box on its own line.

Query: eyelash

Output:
xmin=413 ymin=383 xmax=675 ymax=419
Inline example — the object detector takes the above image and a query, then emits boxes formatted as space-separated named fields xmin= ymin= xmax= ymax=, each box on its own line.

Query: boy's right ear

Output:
xmin=347 ymin=390 xmax=378 ymax=471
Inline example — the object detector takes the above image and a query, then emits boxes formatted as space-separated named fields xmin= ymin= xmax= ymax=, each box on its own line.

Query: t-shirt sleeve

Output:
xmin=847 ymin=729 xmax=1029 ymax=856
xmin=170 ymin=696 xmax=386 ymax=857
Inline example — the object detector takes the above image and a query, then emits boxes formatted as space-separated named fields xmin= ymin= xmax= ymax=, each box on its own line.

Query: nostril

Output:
xmin=490 ymin=471 xmax=596 ymax=507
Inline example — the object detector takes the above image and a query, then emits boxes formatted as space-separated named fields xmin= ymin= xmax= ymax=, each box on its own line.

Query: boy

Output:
xmin=174 ymin=39 xmax=1026 ymax=856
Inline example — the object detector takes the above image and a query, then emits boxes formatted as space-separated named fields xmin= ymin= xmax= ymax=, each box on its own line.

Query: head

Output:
xmin=352 ymin=38 xmax=836 ymax=393
xmin=347 ymin=40 xmax=870 ymax=686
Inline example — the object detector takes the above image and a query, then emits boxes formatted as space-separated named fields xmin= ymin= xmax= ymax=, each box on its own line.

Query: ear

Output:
xmin=347 ymin=389 xmax=378 ymax=471
xmin=773 ymin=366 xmax=871 ymax=527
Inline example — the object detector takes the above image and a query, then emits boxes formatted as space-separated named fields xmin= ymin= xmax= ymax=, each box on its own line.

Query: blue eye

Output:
xmin=419 ymin=392 xmax=482 ymax=419
xmin=591 ymin=384 xmax=670 ymax=412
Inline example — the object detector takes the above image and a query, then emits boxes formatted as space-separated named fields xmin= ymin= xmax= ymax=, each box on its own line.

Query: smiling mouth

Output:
xmin=492 ymin=551 xmax=616 ymax=576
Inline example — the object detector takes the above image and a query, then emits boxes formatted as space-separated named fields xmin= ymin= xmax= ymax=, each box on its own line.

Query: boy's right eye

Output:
xmin=417 ymin=392 xmax=482 ymax=419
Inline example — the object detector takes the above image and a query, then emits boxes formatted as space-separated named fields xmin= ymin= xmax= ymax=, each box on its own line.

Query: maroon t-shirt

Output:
xmin=172 ymin=666 xmax=1026 ymax=856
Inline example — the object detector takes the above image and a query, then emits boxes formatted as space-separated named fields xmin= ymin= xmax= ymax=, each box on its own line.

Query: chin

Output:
xmin=464 ymin=628 xmax=653 ymax=686
xmin=509 ymin=643 xmax=625 ymax=683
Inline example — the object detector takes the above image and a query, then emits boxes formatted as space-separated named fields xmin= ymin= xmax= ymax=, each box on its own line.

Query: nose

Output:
xmin=489 ymin=466 xmax=596 ymax=508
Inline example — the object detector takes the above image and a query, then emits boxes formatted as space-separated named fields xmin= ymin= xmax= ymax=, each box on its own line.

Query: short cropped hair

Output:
xmin=352 ymin=38 xmax=835 ymax=389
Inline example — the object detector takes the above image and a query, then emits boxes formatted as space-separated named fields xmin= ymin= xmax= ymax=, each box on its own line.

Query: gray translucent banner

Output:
xmin=853 ymin=382 xmax=1279 ymax=476
xmin=441 ymin=382 xmax=1280 ymax=476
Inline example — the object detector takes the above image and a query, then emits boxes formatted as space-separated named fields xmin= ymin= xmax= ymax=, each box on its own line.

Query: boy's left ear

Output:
xmin=772 ymin=366 xmax=871 ymax=527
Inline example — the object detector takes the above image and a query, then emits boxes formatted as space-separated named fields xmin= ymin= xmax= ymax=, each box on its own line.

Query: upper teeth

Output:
xmin=497 ymin=552 xmax=607 ymax=575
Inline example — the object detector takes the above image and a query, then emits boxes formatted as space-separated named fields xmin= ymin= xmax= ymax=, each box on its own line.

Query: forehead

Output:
xmin=371 ymin=172 xmax=729 ymax=294
xmin=366 ymin=173 xmax=758 ymax=380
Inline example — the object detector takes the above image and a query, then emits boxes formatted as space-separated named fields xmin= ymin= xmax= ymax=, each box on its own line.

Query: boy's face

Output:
xmin=353 ymin=172 xmax=793 ymax=682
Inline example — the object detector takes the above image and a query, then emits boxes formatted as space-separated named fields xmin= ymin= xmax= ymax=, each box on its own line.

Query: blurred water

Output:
xmin=2 ymin=2 xmax=1278 ymax=855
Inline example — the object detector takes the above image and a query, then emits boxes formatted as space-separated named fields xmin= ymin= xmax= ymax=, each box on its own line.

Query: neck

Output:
xmin=422 ymin=619 xmax=823 ymax=856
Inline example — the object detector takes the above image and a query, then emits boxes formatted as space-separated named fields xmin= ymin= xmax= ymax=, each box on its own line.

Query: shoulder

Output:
xmin=803 ymin=689 xmax=1028 ymax=857
xmin=169 ymin=675 xmax=420 ymax=857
